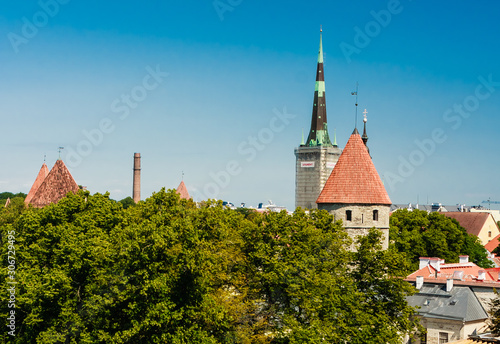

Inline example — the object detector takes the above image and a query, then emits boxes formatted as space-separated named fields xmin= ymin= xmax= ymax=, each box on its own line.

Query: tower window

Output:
xmin=489 ymin=231 xmax=492 ymax=238
xmin=373 ymin=210 xmax=379 ymax=221
xmin=346 ymin=210 xmax=352 ymax=221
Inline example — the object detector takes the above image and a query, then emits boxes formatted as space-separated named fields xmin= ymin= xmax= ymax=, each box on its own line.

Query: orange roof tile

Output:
xmin=485 ymin=233 xmax=500 ymax=253
xmin=444 ymin=212 xmax=492 ymax=237
xmin=25 ymin=163 xmax=49 ymax=205
xmin=316 ymin=130 xmax=391 ymax=205
xmin=29 ymin=159 xmax=79 ymax=208
xmin=176 ymin=181 xmax=190 ymax=200
xmin=407 ymin=262 xmax=496 ymax=283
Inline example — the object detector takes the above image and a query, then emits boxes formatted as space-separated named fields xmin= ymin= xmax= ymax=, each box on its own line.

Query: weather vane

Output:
xmin=58 ymin=147 xmax=64 ymax=159
xmin=363 ymin=109 xmax=368 ymax=123
xmin=351 ymin=82 xmax=359 ymax=128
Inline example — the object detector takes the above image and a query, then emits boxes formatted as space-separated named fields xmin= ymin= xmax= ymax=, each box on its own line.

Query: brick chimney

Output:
xmin=478 ymin=270 xmax=486 ymax=281
xmin=133 ymin=153 xmax=141 ymax=203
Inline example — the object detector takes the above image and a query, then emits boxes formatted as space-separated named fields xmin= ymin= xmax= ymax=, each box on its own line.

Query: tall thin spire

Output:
xmin=305 ymin=28 xmax=332 ymax=147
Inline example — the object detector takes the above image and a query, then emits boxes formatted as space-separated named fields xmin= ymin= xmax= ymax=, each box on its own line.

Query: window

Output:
xmin=489 ymin=231 xmax=492 ymax=238
xmin=346 ymin=210 xmax=352 ymax=221
xmin=439 ymin=332 xmax=448 ymax=344
xmin=373 ymin=209 xmax=379 ymax=221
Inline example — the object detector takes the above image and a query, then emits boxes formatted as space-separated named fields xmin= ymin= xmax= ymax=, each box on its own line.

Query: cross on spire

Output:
xmin=363 ymin=108 xmax=368 ymax=122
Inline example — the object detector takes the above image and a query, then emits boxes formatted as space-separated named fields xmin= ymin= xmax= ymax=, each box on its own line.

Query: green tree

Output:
xmin=118 ymin=196 xmax=136 ymax=209
xmin=390 ymin=209 xmax=493 ymax=270
xmin=1 ymin=190 xmax=422 ymax=343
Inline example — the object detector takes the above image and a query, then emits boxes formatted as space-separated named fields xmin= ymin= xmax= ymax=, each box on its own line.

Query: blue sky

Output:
xmin=1 ymin=0 xmax=500 ymax=210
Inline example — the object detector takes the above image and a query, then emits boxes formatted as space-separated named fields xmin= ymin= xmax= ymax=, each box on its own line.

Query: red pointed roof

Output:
xmin=176 ymin=181 xmax=190 ymax=200
xmin=25 ymin=163 xmax=49 ymax=205
xmin=29 ymin=159 xmax=79 ymax=208
xmin=317 ymin=131 xmax=391 ymax=205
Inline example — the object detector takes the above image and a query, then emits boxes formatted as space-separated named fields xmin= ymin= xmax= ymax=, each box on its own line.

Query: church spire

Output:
xmin=305 ymin=28 xmax=332 ymax=147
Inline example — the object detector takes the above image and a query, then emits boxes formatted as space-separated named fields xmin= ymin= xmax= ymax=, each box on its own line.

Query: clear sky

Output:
xmin=1 ymin=0 xmax=500 ymax=210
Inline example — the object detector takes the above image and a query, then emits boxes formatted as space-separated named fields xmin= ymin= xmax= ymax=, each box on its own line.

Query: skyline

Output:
xmin=1 ymin=1 xmax=500 ymax=210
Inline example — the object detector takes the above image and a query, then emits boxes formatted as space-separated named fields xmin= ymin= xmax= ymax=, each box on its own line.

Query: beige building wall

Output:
xmin=411 ymin=317 xmax=487 ymax=344
xmin=478 ymin=215 xmax=500 ymax=246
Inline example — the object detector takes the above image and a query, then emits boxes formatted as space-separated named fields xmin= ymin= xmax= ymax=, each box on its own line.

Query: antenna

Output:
xmin=58 ymin=147 xmax=64 ymax=159
xmin=351 ymin=82 xmax=359 ymax=128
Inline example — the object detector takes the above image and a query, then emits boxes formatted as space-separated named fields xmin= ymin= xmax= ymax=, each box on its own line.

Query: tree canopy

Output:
xmin=390 ymin=209 xmax=493 ymax=270
xmin=1 ymin=190 xmax=421 ymax=343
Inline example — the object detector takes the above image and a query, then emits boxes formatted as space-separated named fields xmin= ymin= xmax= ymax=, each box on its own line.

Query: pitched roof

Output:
xmin=29 ymin=160 xmax=79 ymax=208
xmin=444 ymin=212 xmax=493 ymax=237
xmin=485 ymin=233 xmax=500 ymax=253
xmin=25 ymin=163 xmax=49 ymax=205
xmin=316 ymin=130 xmax=391 ymax=205
xmin=406 ymin=283 xmax=488 ymax=322
xmin=176 ymin=181 xmax=190 ymax=200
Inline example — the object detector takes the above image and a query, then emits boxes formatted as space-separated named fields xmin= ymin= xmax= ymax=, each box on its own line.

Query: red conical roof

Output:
xmin=176 ymin=181 xmax=190 ymax=200
xmin=25 ymin=163 xmax=49 ymax=205
xmin=317 ymin=131 xmax=391 ymax=205
xmin=29 ymin=160 xmax=79 ymax=208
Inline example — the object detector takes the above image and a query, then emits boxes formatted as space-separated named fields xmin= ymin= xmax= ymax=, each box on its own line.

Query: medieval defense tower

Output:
xmin=294 ymin=29 xmax=342 ymax=209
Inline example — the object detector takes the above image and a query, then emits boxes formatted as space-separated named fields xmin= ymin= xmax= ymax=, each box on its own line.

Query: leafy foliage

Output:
xmin=0 ymin=192 xmax=26 ymax=200
xmin=390 ymin=209 xmax=493 ymax=270
xmin=0 ymin=190 xmax=421 ymax=343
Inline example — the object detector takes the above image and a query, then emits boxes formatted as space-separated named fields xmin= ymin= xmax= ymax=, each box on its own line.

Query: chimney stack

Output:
xmin=459 ymin=255 xmax=469 ymax=264
xmin=416 ymin=276 xmax=424 ymax=290
xmin=133 ymin=153 xmax=141 ymax=203
xmin=446 ymin=278 xmax=453 ymax=292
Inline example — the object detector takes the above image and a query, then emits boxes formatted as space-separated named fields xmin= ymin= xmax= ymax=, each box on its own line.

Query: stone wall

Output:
xmin=294 ymin=145 xmax=341 ymax=209
xmin=318 ymin=203 xmax=390 ymax=249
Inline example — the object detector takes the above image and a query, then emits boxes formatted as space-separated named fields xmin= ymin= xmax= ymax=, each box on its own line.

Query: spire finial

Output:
xmin=333 ymin=128 xmax=337 ymax=146
xmin=44 ymin=154 xmax=46 ymax=163
xmin=58 ymin=147 xmax=64 ymax=160
xmin=363 ymin=109 xmax=368 ymax=123
xmin=182 ymin=171 xmax=184 ymax=181
xmin=320 ymin=25 xmax=322 ymax=33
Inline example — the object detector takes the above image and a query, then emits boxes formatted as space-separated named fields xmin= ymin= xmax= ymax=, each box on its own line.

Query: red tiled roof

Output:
xmin=176 ymin=181 xmax=190 ymax=200
xmin=485 ymin=233 xmax=500 ymax=253
xmin=316 ymin=131 xmax=391 ymax=205
xmin=29 ymin=159 xmax=79 ymax=208
xmin=407 ymin=262 xmax=497 ymax=283
xmin=25 ymin=163 xmax=49 ymax=205
xmin=444 ymin=212 xmax=491 ymax=237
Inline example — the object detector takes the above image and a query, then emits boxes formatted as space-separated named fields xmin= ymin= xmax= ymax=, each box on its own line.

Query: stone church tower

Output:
xmin=316 ymin=129 xmax=392 ymax=249
xmin=294 ymin=29 xmax=341 ymax=209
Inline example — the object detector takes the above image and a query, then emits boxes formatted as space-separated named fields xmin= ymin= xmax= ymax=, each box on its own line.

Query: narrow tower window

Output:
xmin=373 ymin=210 xmax=379 ymax=221
xmin=346 ymin=210 xmax=352 ymax=221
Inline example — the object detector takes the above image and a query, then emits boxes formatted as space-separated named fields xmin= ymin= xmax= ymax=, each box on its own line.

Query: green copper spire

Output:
xmin=333 ymin=128 xmax=337 ymax=147
xmin=306 ymin=28 xmax=332 ymax=147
